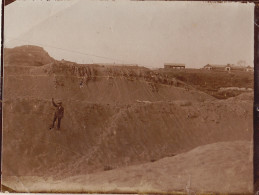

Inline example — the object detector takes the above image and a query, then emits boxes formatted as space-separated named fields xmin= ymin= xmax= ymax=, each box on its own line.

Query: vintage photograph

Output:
xmin=2 ymin=0 xmax=254 ymax=194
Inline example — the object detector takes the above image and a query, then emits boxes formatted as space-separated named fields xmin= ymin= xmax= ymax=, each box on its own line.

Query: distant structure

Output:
xmin=245 ymin=66 xmax=254 ymax=72
xmin=164 ymin=63 xmax=185 ymax=70
xmin=203 ymin=64 xmax=233 ymax=71
xmin=203 ymin=64 xmax=213 ymax=70
xmin=203 ymin=64 xmax=253 ymax=72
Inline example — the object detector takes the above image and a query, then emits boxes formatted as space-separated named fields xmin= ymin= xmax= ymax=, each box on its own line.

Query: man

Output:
xmin=51 ymin=98 xmax=64 ymax=130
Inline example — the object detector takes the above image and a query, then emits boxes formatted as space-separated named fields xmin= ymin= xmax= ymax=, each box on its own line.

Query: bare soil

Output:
xmin=2 ymin=45 xmax=254 ymax=193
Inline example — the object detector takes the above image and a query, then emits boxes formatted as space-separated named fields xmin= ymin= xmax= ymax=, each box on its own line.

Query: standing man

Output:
xmin=51 ymin=98 xmax=64 ymax=130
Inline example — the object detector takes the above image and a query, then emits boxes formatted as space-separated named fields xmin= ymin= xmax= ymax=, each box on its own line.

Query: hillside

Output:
xmin=2 ymin=45 xmax=253 ymax=193
xmin=4 ymin=62 xmax=213 ymax=104
xmin=3 ymin=94 xmax=252 ymax=177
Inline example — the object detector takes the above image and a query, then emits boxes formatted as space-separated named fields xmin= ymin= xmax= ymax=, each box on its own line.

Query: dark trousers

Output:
xmin=52 ymin=115 xmax=62 ymax=129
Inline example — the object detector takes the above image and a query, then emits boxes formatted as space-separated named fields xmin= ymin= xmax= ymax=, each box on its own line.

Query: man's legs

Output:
xmin=52 ymin=115 xmax=57 ymax=129
xmin=57 ymin=117 xmax=61 ymax=129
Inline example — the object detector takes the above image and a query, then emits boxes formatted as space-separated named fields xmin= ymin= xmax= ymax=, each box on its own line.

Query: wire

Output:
xmin=4 ymin=36 xmax=128 ymax=63
xmin=4 ymin=36 xmax=160 ymax=68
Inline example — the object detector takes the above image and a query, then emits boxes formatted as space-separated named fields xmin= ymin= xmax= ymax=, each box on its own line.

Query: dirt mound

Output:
xmin=4 ymin=45 xmax=54 ymax=66
xmin=2 ymin=97 xmax=252 ymax=177
xmin=2 ymin=141 xmax=253 ymax=194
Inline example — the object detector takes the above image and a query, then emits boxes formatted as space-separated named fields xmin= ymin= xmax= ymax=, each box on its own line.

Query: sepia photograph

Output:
xmin=1 ymin=0 xmax=255 ymax=194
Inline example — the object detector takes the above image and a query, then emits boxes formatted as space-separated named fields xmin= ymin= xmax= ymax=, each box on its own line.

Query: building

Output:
xmin=203 ymin=64 xmax=248 ymax=72
xmin=203 ymin=64 xmax=229 ymax=71
xmin=246 ymin=66 xmax=254 ymax=72
xmin=203 ymin=64 xmax=213 ymax=70
xmin=245 ymin=66 xmax=254 ymax=72
xmin=164 ymin=63 xmax=185 ymax=70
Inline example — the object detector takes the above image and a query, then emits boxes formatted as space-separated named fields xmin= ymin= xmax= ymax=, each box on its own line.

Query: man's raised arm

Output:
xmin=52 ymin=98 xmax=57 ymax=107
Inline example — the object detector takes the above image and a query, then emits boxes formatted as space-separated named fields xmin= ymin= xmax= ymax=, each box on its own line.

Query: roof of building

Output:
xmin=204 ymin=64 xmax=244 ymax=69
xmin=164 ymin=63 xmax=185 ymax=66
xmin=204 ymin=64 xmax=225 ymax=68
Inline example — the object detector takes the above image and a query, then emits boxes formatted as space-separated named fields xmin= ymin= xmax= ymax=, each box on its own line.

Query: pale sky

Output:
xmin=4 ymin=0 xmax=254 ymax=68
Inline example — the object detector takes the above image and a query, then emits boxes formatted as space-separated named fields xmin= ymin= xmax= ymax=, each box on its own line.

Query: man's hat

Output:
xmin=57 ymin=100 xmax=62 ymax=104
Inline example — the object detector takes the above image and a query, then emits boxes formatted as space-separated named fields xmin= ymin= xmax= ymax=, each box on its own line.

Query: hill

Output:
xmin=4 ymin=45 xmax=54 ymax=66
xmin=2 ymin=45 xmax=253 ymax=193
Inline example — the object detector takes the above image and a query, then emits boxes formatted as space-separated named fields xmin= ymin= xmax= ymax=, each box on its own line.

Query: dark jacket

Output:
xmin=52 ymin=100 xmax=64 ymax=118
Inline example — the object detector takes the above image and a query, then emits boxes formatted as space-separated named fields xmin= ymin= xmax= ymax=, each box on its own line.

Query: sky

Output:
xmin=4 ymin=0 xmax=254 ymax=68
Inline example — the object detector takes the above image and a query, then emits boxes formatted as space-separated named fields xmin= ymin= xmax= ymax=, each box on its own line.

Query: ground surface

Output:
xmin=157 ymin=68 xmax=253 ymax=99
xmin=2 ymin=141 xmax=253 ymax=194
xmin=2 ymin=45 xmax=254 ymax=193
